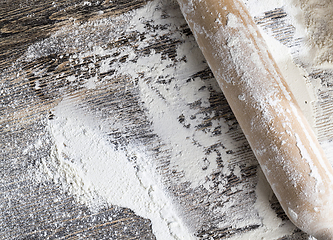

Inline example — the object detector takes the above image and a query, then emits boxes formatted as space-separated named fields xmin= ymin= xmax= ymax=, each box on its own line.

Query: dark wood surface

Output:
xmin=1 ymin=0 xmax=323 ymax=239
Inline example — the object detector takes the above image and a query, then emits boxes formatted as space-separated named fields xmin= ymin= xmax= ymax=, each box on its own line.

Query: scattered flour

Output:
xmin=228 ymin=169 xmax=296 ymax=240
xmin=244 ymin=0 xmax=333 ymax=66
xmin=293 ymin=0 xmax=333 ymax=65
xmin=41 ymin=98 xmax=194 ymax=240
xmin=28 ymin=0 xmax=333 ymax=239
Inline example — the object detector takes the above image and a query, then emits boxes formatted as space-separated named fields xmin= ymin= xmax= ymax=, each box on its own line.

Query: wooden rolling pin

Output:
xmin=176 ymin=0 xmax=333 ymax=238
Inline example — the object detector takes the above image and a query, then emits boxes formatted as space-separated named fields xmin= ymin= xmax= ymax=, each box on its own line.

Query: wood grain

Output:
xmin=1 ymin=1 xmax=325 ymax=239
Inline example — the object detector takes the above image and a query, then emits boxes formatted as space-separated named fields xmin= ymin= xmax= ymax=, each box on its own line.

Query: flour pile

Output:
xmin=294 ymin=0 xmax=333 ymax=65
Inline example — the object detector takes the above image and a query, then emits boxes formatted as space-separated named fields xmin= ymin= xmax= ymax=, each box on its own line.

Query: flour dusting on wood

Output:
xmin=18 ymin=0 xmax=333 ymax=239
xmin=42 ymin=98 xmax=193 ymax=240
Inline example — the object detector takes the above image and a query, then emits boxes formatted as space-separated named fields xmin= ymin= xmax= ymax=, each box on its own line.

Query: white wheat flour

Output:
xmin=27 ymin=0 xmax=333 ymax=239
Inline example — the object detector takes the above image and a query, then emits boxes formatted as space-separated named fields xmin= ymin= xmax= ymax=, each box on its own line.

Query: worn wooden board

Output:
xmin=1 ymin=0 xmax=332 ymax=239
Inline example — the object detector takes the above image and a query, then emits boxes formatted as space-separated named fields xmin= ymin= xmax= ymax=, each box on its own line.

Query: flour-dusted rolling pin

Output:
xmin=176 ymin=0 xmax=333 ymax=238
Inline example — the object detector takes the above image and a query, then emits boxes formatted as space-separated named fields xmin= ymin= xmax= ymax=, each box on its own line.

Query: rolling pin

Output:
xmin=176 ymin=0 xmax=333 ymax=238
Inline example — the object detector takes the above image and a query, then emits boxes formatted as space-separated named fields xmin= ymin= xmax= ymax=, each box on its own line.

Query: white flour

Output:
xmin=293 ymin=0 xmax=333 ymax=65
xmin=41 ymin=98 xmax=194 ymax=240
xmin=28 ymin=0 xmax=333 ymax=239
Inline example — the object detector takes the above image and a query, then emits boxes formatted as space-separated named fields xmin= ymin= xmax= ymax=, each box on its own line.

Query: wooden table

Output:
xmin=2 ymin=0 xmax=332 ymax=239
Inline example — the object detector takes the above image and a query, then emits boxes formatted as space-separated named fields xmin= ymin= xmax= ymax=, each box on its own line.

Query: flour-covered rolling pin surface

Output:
xmin=176 ymin=0 xmax=333 ymax=239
